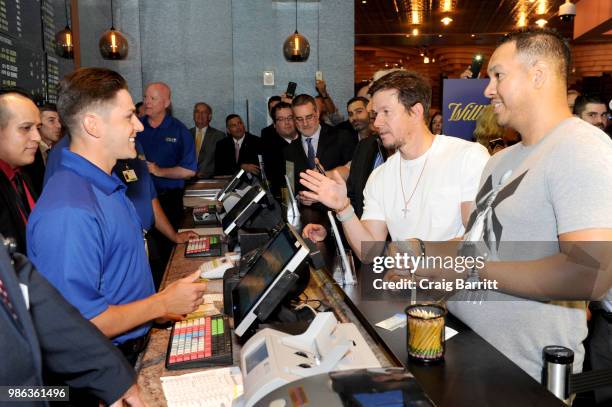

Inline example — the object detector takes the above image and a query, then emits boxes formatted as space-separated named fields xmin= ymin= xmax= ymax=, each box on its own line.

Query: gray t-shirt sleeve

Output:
xmin=546 ymin=125 xmax=612 ymax=234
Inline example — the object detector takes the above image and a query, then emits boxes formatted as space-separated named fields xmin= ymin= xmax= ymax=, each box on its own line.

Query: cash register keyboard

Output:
xmin=166 ymin=314 xmax=233 ymax=370
xmin=185 ymin=236 xmax=222 ymax=258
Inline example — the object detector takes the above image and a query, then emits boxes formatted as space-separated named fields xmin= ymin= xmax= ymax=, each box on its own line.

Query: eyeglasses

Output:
xmin=294 ymin=114 xmax=316 ymax=124
xmin=276 ymin=116 xmax=294 ymax=123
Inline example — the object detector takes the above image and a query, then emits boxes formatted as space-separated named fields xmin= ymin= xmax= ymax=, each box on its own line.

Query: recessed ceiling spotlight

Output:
xmin=362 ymin=0 xmax=367 ymax=3
xmin=471 ymin=34 xmax=476 ymax=38
xmin=438 ymin=34 xmax=443 ymax=38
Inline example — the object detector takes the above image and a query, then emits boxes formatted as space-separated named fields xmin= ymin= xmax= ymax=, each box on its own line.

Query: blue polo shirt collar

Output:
xmin=143 ymin=114 xmax=172 ymax=130
xmin=60 ymin=148 xmax=126 ymax=195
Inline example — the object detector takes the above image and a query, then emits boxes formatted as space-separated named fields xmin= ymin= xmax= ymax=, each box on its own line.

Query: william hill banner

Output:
xmin=442 ymin=78 xmax=490 ymax=141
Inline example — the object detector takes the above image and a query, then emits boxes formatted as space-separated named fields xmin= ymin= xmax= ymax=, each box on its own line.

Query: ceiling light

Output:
xmin=406 ymin=34 xmax=411 ymax=37
xmin=438 ymin=34 xmax=443 ymax=38
xmin=55 ymin=0 xmax=73 ymax=59
xmin=441 ymin=17 xmax=453 ymax=25
xmin=99 ymin=0 xmax=128 ymax=60
xmin=412 ymin=28 xmax=419 ymax=36
xmin=283 ymin=0 xmax=310 ymax=62
xmin=536 ymin=0 xmax=547 ymax=15
xmin=535 ymin=18 xmax=548 ymax=27
xmin=432 ymin=58 xmax=436 ymax=63
xmin=471 ymin=34 xmax=476 ymax=38
xmin=423 ymin=56 xmax=430 ymax=64
xmin=362 ymin=0 xmax=367 ymax=3
xmin=517 ymin=11 xmax=528 ymax=27
xmin=439 ymin=0 xmax=456 ymax=13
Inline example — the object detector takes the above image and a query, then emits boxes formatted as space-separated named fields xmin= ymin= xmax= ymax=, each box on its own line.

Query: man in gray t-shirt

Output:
xmin=416 ymin=28 xmax=612 ymax=385
xmin=450 ymin=117 xmax=612 ymax=381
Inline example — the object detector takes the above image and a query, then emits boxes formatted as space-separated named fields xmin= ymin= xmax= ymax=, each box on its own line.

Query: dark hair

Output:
xmin=368 ymin=70 xmax=431 ymax=121
xmin=500 ymin=27 xmax=571 ymax=82
xmin=268 ymin=95 xmax=281 ymax=109
xmin=135 ymin=101 xmax=143 ymax=110
xmin=271 ymin=101 xmax=293 ymax=123
xmin=194 ymin=101 xmax=212 ymax=115
xmin=346 ymin=96 xmax=369 ymax=109
xmin=573 ymin=94 xmax=607 ymax=116
xmin=291 ymin=94 xmax=316 ymax=110
xmin=0 ymin=87 xmax=34 ymax=128
xmin=428 ymin=112 xmax=442 ymax=132
xmin=225 ymin=113 xmax=241 ymax=126
xmin=39 ymin=102 xmax=57 ymax=113
xmin=57 ymin=67 xmax=127 ymax=134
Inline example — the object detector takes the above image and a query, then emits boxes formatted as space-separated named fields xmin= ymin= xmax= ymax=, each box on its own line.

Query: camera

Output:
xmin=558 ymin=1 xmax=576 ymax=23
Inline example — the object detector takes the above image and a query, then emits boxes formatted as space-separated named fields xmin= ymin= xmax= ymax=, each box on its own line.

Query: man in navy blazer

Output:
xmin=283 ymin=94 xmax=356 ymax=206
xmin=190 ymin=102 xmax=226 ymax=179
xmin=0 ymin=236 xmax=144 ymax=405
xmin=214 ymin=114 xmax=261 ymax=176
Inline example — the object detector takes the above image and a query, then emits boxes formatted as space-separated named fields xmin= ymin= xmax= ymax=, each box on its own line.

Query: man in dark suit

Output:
xmin=345 ymin=96 xmax=388 ymax=217
xmin=190 ymin=102 xmax=225 ymax=178
xmin=23 ymin=103 xmax=63 ymax=196
xmin=215 ymin=114 xmax=262 ymax=176
xmin=261 ymin=101 xmax=298 ymax=199
xmin=261 ymin=95 xmax=281 ymax=142
xmin=0 ymin=236 xmax=144 ymax=405
xmin=284 ymin=94 xmax=356 ymax=206
xmin=0 ymin=88 xmax=41 ymax=254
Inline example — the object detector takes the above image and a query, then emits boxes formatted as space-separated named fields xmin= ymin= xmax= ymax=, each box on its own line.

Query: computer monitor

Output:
xmin=216 ymin=169 xmax=253 ymax=201
xmin=232 ymin=224 xmax=310 ymax=337
xmin=222 ymin=185 xmax=267 ymax=235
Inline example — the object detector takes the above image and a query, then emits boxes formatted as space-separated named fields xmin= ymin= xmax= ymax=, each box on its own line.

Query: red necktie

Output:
xmin=0 ymin=278 xmax=18 ymax=322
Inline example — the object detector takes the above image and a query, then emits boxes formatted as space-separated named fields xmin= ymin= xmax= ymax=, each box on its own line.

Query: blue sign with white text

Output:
xmin=442 ymin=79 xmax=490 ymax=141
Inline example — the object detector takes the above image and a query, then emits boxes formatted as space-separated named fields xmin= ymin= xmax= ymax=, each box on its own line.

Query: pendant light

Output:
xmin=55 ymin=0 xmax=73 ymax=59
xmin=99 ymin=0 xmax=128 ymax=60
xmin=283 ymin=0 xmax=310 ymax=62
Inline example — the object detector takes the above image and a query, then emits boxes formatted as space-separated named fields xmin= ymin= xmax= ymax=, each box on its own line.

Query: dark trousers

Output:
xmin=158 ymin=188 xmax=184 ymax=228
xmin=150 ymin=188 xmax=184 ymax=289
xmin=587 ymin=309 xmax=612 ymax=405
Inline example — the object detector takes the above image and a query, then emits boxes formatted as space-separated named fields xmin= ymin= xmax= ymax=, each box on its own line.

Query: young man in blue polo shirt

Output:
xmin=27 ymin=67 xmax=207 ymax=365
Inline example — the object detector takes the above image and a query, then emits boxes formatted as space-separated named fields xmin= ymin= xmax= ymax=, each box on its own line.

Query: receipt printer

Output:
xmin=237 ymin=312 xmax=381 ymax=407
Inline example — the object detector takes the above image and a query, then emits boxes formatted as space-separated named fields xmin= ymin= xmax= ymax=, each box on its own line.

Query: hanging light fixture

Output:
xmin=535 ymin=18 xmax=548 ymax=27
xmin=283 ymin=0 xmax=310 ymax=62
xmin=439 ymin=0 xmax=457 ymax=13
xmin=55 ymin=0 xmax=73 ymax=59
xmin=441 ymin=16 xmax=453 ymax=25
xmin=99 ymin=0 xmax=128 ymax=60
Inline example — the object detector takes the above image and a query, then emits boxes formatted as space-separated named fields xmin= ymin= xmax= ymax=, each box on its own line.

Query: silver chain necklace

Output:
xmin=399 ymin=153 xmax=430 ymax=218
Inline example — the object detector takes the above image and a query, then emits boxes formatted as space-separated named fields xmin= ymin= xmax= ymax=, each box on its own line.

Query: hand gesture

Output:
xmin=174 ymin=230 xmax=198 ymax=244
xmin=240 ymin=163 xmax=261 ymax=176
xmin=299 ymin=169 xmax=347 ymax=210
xmin=146 ymin=161 xmax=161 ymax=176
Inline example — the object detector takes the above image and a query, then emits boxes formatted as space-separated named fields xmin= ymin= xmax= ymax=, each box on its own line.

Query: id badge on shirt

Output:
xmin=123 ymin=169 xmax=138 ymax=182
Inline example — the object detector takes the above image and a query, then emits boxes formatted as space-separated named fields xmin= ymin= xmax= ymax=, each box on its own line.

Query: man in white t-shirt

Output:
xmin=300 ymin=70 xmax=489 ymax=259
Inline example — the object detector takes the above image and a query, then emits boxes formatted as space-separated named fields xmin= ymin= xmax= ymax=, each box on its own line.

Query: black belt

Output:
xmin=117 ymin=334 xmax=149 ymax=357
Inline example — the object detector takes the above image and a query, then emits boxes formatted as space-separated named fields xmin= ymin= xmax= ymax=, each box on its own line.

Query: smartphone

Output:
xmin=469 ymin=54 xmax=485 ymax=79
xmin=286 ymin=81 xmax=297 ymax=98
xmin=315 ymin=71 xmax=323 ymax=81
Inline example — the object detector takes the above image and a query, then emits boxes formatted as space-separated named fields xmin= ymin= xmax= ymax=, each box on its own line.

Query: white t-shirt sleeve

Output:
xmin=361 ymin=165 xmax=386 ymax=221
xmin=460 ymin=143 xmax=490 ymax=202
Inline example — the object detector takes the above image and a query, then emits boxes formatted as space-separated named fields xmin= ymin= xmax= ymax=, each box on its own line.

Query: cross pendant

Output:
xmin=402 ymin=207 xmax=410 ymax=218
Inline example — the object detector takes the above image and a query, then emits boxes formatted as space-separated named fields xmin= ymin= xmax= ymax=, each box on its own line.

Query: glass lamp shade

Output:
xmin=55 ymin=26 xmax=74 ymax=59
xmin=99 ymin=29 xmax=128 ymax=60
xmin=283 ymin=31 xmax=310 ymax=62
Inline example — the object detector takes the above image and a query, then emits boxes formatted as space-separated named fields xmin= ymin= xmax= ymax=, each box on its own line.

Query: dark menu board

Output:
xmin=0 ymin=0 xmax=72 ymax=103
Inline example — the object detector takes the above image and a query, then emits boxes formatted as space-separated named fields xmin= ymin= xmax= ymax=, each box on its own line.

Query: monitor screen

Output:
xmin=233 ymin=226 xmax=299 ymax=324
xmin=221 ymin=185 xmax=265 ymax=233
xmin=217 ymin=169 xmax=249 ymax=201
